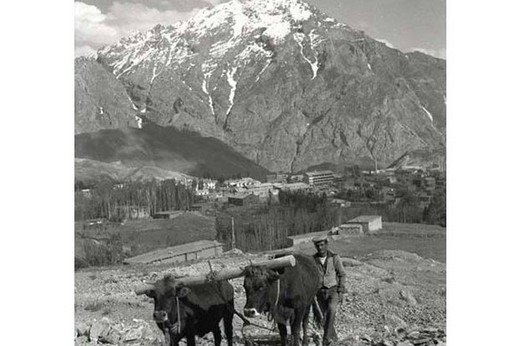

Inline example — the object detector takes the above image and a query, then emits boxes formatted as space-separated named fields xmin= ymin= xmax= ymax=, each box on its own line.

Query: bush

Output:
xmin=82 ymin=233 xmax=125 ymax=268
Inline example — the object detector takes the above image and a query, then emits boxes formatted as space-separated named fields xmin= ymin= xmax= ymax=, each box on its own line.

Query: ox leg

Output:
xmin=224 ymin=307 xmax=234 ymax=346
xmin=213 ymin=325 xmax=222 ymax=346
xmin=170 ymin=333 xmax=182 ymax=346
xmin=278 ymin=322 xmax=288 ymax=346
xmin=290 ymin=309 xmax=305 ymax=346
xmin=302 ymin=305 xmax=311 ymax=346
xmin=185 ymin=332 xmax=196 ymax=346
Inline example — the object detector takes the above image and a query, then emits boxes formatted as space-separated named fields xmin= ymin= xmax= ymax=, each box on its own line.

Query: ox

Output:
xmin=243 ymin=254 xmax=322 ymax=346
xmin=143 ymin=275 xmax=235 ymax=346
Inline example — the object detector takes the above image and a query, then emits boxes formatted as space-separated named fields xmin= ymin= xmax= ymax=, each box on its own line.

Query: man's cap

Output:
xmin=312 ymin=234 xmax=328 ymax=243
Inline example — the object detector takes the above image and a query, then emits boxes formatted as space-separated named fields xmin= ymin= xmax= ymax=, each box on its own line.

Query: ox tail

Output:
xmin=311 ymin=297 xmax=324 ymax=327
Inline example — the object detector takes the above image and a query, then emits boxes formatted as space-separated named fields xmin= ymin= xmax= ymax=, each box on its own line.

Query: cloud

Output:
xmin=74 ymin=0 xmax=215 ymax=57
xmin=410 ymin=47 xmax=446 ymax=59
xmin=104 ymin=1 xmax=200 ymax=36
xmin=75 ymin=45 xmax=98 ymax=58
xmin=75 ymin=2 xmax=118 ymax=46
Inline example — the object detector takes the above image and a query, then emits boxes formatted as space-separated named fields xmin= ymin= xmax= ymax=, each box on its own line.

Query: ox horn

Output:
xmin=135 ymin=283 xmax=155 ymax=295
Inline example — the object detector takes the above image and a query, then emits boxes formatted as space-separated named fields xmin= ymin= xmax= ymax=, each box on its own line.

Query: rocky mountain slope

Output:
xmin=387 ymin=149 xmax=446 ymax=171
xmin=75 ymin=158 xmax=195 ymax=183
xmin=75 ymin=57 xmax=142 ymax=134
xmin=75 ymin=123 xmax=270 ymax=180
xmin=76 ymin=0 xmax=445 ymax=173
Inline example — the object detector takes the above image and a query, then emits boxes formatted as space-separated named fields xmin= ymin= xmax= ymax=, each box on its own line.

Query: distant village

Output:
xmin=78 ymin=164 xmax=446 ymax=224
xmin=191 ymin=167 xmax=445 ymax=210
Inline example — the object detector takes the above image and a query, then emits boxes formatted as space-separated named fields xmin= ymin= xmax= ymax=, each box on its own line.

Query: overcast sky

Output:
xmin=75 ymin=0 xmax=445 ymax=58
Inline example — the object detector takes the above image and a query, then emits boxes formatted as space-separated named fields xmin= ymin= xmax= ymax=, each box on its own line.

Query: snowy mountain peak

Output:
xmin=98 ymin=0 xmax=324 ymax=78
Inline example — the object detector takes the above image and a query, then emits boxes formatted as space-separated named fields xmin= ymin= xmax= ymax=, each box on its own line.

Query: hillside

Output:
xmin=75 ymin=0 xmax=445 ymax=173
xmin=75 ymin=158 xmax=194 ymax=183
xmin=386 ymin=149 xmax=446 ymax=171
xmin=75 ymin=122 xmax=270 ymax=180
xmin=75 ymin=237 xmax=446 ymax=345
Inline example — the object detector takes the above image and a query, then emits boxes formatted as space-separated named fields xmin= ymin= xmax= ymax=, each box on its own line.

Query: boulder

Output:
xmin=399 ymin=290 xmax=418 ymax=306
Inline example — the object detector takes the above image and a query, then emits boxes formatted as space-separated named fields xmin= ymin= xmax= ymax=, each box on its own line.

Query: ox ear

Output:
xmin=144 ymin=289 xmax=156 ymax=298
xmin=176 ymin=286 xmax=191 ymax=298
xmin=274 ymin=267 xmax=286 ymax=275
xmin=267 ymin=270 xmax=280 ymax=282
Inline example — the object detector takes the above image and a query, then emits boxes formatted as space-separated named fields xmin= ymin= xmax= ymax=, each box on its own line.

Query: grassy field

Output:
xmin=119 ymin=214 xmax=216 ymax=255
xmin=297 ymin=222 xmax=446 ymax=262
xmin=75 ymin=212 xmax=216 ymax=265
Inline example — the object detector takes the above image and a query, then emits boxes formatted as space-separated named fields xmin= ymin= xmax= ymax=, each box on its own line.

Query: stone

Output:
xmin=100 ymin=326 xmax=122 ymax=344
xmin=89 ymin=319 xmax=110 ymax=343
xmin=407 ymin=331 xmax=421 ymax=339
xmin=76 ymin=322 xmax=91 ymax=337
xmin=399 ymin=290 xmax=418 ymax=306
xmin=124 ymin=326 xmax=144 ymax=342
xmin=74 ymin=335 xmax=89 ymax=345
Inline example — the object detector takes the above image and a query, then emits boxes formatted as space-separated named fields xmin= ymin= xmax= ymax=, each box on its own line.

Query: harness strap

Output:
xmin=274 ymin=279 xmax=280 ymax=307
xmin=176 ymin=296 xmax=181 ymax=334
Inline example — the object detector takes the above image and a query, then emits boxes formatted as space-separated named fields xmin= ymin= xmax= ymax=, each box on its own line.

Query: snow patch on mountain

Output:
xmin=150 ymin=64 xmax=160 ymax=84
xmin=99 ymin=0 xmax=319 ymax=78
xmin=202 ymin=70 xmax=216 ymax=117
xmin=255 ymin=60 xmax=271 ymax=82
xmin=421 ymin=106 xmax=433 ymax=122
xmin=294 ymin=32 xmax=318 ymax=79
xmin=237 ymin=42 xmax=272 ymax=64
xmin=226 ymin=66 xmax=238 ymax=115
xmin=135 ymin=115 xmax=143 ymax=129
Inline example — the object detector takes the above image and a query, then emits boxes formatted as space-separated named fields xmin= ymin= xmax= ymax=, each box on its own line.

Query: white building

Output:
xmin=304 ymin=170 xmax=335 ymax=188
xmin=345 ymin=215 xmax=383 ymax=232
xmin=224 ymin=177 xmax=261 ymax=189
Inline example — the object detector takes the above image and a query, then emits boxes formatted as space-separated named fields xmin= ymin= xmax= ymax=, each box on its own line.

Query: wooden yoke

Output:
xmin=135 ymin=255 xmax=296 ymax=295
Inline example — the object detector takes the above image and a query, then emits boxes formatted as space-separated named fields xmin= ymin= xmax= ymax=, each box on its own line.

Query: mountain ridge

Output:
xmin=75 ymin=0 xmax=445 ymax=173
xmin=75 ymin=122 xmax=271 ymax=181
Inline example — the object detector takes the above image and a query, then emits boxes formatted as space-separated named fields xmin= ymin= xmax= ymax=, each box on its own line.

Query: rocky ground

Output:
xmin=75 ymin=244 xmax=445 ymax=346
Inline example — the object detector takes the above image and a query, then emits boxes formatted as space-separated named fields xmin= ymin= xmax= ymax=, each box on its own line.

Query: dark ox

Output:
xmin=144 ymin=275 xmax=234 ymax=346
xmin=243 ymin=254 xmax=322 ymax=346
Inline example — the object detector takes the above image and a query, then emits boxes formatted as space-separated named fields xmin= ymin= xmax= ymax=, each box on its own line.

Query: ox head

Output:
xmin=143 ymin=275 xmax=192 ymax=334
xmin=242 ymin=265 xmax=284 ymax=318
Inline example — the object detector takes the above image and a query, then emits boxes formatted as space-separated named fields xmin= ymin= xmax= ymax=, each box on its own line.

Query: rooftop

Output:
xmin=347 ymin=215 xmax=382 ymax=223
xmin=305 ymin=170 xmax=334 ymax=177
xmin=124 ymin=240 xmax=222 ymax=264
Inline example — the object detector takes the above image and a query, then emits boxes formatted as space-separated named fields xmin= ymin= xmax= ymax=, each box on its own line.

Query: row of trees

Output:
xmin=216 ymin=190 xmax=341 ymax=251
xmin=75 ymin=179 xmax=195 ymax=221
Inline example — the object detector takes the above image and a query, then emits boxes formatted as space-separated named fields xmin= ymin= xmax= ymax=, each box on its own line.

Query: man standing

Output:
xmin=312 ymin=235 xmax=347 ymax=345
